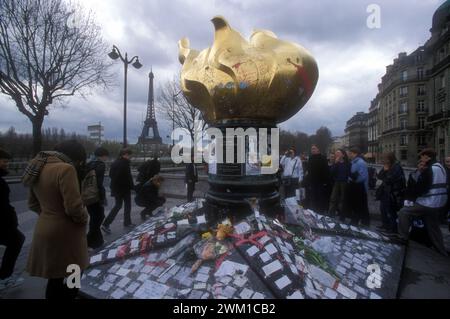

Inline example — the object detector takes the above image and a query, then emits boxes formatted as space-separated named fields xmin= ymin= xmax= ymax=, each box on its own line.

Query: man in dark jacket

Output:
xmin=0 ymin=149 xmax=25 ymax=290
xmin=185 ymin=155 xmax=198 ymax=202
xmin=397 ymin=149 xmax=448 ymax=255
xmin=137 ymin=156 xmax=161 ymax=185
xmin=376 ymin=152 xmax=406 ymax=233
xmin=135 ymin=175 xmax=166 ymax=220
xmin=86 ymin=147 xmax=109 ymax=249
xmin=102 ymin=148 xmax=134 ymax=233
xmin=304 ymin=145 xmax=331 ymax=213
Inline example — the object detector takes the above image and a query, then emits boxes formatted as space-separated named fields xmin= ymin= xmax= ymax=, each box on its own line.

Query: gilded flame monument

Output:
xmin=178 ymin=16 xmax=319 ymax=215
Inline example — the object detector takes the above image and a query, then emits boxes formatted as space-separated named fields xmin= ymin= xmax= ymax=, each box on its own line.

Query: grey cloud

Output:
xmin=0 ymin=0 xmax=446 ymax=142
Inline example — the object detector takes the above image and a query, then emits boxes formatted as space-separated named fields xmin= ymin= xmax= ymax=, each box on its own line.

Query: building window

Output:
xmin=401 ymin=150 xmax=407 ymax=160
xmin=417 ymin=100 xmax=426 ymax=112
xmin=400 ymin=135 xmax=408 ymax=146
xmin=416 ymin=52 xmax=423 ymax=63
xmin=400 ymin=118 xmax=407 ymax=130
xmin=400 ymin=86 xmax=408 ymax=97
xmin=417 ymin=67 xmax=424 ymax=80
xmin=441 ymin=74 xmax=446 ymax=89
xmin=417 ymin=84 xmax=426 ymax=96
xmin=438 ymin=100 xmax=446 ymax=112
xmin=439 ymin=48 xmax=446 ymax=61
xmin=399 ymin=102 xmax=408 ymax=114
xmin=418 ymin=135 xmax=427 ymax=146
xmin=401 ymin=70 xmax=408 ymax=81
xmin=418 ymin=117 xmax=425 ymax=129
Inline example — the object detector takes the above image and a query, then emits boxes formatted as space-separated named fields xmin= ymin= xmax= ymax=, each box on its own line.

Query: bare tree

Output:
xmin=156 ymin=77 xmax=206 ymax=144
xmin=309 ymin=126 xmax=333 ymax=154
xmin=0 ymin=0 xmax=113 ymax=155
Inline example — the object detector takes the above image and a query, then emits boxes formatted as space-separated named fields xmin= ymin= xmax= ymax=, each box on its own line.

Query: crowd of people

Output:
xmin=0 ymin=141 xmax=170 ymax=298
xmin=280 ymin=145 xmax=450 ymax=256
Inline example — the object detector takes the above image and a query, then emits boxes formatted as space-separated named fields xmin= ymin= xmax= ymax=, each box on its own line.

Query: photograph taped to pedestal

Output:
xmin=245 ymin=139 xmax=260 ymax=176
xmin=207 ymin=137 xmax=217 ymax=175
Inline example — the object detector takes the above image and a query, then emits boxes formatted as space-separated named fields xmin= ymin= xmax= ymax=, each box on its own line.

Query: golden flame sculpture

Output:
xmin=178 ymin=16 xmax=319 ymax=124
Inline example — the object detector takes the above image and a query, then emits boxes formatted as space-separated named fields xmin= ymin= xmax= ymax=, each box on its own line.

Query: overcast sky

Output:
xmin=0 ymin=0 xmax=445 ymax=143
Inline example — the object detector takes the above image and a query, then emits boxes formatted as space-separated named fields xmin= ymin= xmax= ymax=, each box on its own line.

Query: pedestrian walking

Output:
xmin=23 ymin=140 xmax=89 ymax=299
xmin=102 ymin=148 xmax=135 ymax=233
xmin=84 ymin=147 xmax=109 ymax=249
xmin=345 ymin=147 xmax=370 ymax=226
xmin=304 ymin=145 xmax=331 ymax=213
xmin=135 ymin=175 xmax=166 ymax=220
xmin=375 ymin=152 xmax=406 ymax=233
xmin=0 ymin=149 xmax=25 ymax=291
xmin=185 ymin=154 xmax=198 ymax=202
xmin=328 ymin=149 xmax=351 ymax=217
xmin=397 ymin=149 xmax=448 ymax=256
xmin=281 ymin=147 xmax=303 ymax=199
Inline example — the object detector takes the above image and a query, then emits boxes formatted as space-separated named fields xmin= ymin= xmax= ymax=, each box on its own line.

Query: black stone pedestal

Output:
xmin=204 ymin=119 xmax=282 ymax=221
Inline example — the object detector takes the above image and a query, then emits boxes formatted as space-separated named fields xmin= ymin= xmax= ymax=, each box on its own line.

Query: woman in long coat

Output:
xmin=23 ymin=140 xmax=89 ymax=299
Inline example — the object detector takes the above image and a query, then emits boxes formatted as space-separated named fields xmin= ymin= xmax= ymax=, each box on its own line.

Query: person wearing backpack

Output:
xmin=135 ymin=175 xmax=166 ymax=220
xmin=136 ymin=156 xmax=161 ymax=189
xmin=397 ymin=149 xmax=448 ymax=256
xmin=84 ymin=147 xmax=109 ymax=249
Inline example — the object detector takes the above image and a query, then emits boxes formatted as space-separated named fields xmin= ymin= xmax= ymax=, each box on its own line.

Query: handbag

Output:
xmin=282 ymin=158 xmax=298 ymax=186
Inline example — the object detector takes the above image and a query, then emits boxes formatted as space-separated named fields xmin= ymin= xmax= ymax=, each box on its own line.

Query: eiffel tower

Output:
xmin=138 ymin=70 xmax=162 ymax=149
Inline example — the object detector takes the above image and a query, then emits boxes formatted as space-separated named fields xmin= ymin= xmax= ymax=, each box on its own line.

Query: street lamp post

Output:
xmin=108 ymin=45 xmax=143 ymax=147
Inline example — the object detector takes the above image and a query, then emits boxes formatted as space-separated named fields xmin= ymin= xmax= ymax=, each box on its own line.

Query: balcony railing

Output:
xmin=381 ymin=75 xmax=428 ymax=95
xmin=382 ymin=126 xmax=429 ymax=135
xmin=416 ymin=108 xmax=428 ymax=114
xmin=429 ymin=54 xmax=450 ymax=75
xmin=427 ymin=110 xmax=450 ymax=122
xmin=417 ymin=142 xmax=428 ymax=147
